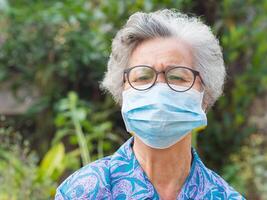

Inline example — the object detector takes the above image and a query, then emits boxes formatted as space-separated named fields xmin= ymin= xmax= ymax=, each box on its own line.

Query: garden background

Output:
xmin=0 ymin=0 xmax=267 ymax=199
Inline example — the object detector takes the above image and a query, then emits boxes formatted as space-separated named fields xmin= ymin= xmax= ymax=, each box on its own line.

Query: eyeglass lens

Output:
xmin=127 ymin=66 xmax=195 ymax=91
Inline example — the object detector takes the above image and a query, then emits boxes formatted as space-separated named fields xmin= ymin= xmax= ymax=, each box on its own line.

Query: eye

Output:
xmin=137 ymin=75 xmax=151 ymax=80
xmin=168 ymin=75 xmax=185 ymax=81
xmin=131 ymin=74 xmax=153 ymax=83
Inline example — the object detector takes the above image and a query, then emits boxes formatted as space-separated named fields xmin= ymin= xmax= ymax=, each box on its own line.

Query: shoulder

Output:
xmin=202 ymin=167 xmax=246 ymax=199
xmin=191 ymin=150 xmax=246 ymax=200
xmin=55 ymin=156 xmax=112 ymax=200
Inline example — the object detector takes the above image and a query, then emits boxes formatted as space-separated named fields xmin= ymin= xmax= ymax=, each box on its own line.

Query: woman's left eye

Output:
xmin=168 ymin=75 xmax=184 ymax=80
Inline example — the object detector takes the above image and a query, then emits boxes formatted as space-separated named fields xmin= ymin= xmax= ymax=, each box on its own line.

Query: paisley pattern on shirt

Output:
xmin=55 ymin=137 xmax=245 ymax=200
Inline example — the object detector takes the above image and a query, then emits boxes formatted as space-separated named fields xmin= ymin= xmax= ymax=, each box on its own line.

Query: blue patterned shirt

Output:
xmin=55 ymin=137 xmax=245 ymax=199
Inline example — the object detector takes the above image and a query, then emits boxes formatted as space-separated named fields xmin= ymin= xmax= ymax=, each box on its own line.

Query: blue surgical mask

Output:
xmin=121 ymin=83 xmax=207 ymax=149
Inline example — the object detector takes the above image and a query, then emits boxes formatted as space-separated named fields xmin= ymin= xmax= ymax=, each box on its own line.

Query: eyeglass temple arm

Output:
xmin=198 ymin=74 xmax=205 ymax=86
xmin=123 ymin=71 xmax=127 ymax=83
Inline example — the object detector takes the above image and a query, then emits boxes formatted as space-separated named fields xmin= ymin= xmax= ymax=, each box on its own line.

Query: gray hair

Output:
xmin=100 ymin=9 xmax=225 ymax=110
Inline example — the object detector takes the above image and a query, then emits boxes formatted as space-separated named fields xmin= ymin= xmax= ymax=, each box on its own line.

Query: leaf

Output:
xmin=72 ymin=108 xmax=87 ymax=121
xmin=37 ymin=142 xmax=65 ymax=181
xmin=54 ymin=114 xmax=67 ymax=127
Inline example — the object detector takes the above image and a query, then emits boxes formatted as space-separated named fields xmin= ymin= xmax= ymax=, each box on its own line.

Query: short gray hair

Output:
xmin=101 ymin=9 xmax=225 ymax=110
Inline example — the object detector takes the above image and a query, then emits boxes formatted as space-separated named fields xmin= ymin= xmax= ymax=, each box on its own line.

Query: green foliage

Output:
xmin=0 ymin=127 xmax=56 ymax=199
xmin=37 ymin=142 xmax=69 ymax=182
xmin=0 ymin=125 xmax=82 ymax=200
xmin=55 ymin=92 xmax=91 ymax=165
xmin=54 ymin=91 xmax=122 ymax=164
xmin=198 ymin=0 xmax=267 ymax=169
xmin=222 ymin=134 xmax=267 ymax=199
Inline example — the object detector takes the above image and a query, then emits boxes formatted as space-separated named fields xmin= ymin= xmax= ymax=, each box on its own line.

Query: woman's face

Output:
xmin=124 ymin=37 xmax=203 ymax=92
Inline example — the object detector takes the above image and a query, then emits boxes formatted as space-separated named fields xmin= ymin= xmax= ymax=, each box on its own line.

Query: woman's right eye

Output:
xmin=131 ymin=75 xmax=150 ymax=83
xmin=137 ymin=75 xmax=151 ymax=81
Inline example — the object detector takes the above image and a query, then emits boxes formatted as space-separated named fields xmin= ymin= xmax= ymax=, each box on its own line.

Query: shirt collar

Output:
xmin=110 ymin=136 xmax=202 ymax=199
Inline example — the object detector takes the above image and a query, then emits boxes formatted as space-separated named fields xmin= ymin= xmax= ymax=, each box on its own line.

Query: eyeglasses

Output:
xmin=123 ymin=65 xmax=204 ymax=92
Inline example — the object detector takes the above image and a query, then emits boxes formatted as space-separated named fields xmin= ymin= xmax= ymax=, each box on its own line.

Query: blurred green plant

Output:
xmin=222 ymin=133 xmax=267 ymax=199
xmin=54 ymin=91 xmax=122 ymax=165
xmin=0 ymin=127 xmax=56 ymax=199
xmin=198 ymin=0 xmax=267 ymax=169
xmin=55 ymin=92 xmax=91 ymax=165
xmin=0 ymin=125 xmax=82 ymax=200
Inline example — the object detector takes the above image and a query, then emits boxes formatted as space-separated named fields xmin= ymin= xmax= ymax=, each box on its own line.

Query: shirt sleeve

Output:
xmin=54 ymin=157 xmax=111 ymax=200
xmin=54 ymin=188 xmax=68 ymax=200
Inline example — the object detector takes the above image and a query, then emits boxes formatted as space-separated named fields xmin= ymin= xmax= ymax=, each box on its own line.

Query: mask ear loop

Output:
xmin=197 ymin=68 xmax=208 ymax=113
xmin=197 ymin=90 xmax=205 ymax=112
xmin=195 ymin=71 xmax=206 ymax=111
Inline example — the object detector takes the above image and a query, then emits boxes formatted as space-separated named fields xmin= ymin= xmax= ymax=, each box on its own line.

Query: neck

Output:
xmin=132 ymin=134 xmax=192 ymax=199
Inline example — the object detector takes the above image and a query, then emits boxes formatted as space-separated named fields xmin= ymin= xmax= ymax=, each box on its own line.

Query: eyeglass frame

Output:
xmin=123 ymin=65 xmax=205 ymax=92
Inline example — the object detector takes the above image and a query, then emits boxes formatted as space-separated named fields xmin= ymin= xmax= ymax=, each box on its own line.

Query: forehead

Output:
xmin=129 ymin=37 xmax=194 ymax=69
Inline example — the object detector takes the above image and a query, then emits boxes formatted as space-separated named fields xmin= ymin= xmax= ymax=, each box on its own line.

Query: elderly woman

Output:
xmin=55 ymin=10 xmax=245 ymax=200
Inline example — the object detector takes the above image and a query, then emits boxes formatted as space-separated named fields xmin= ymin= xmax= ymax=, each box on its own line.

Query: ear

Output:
xmin=202 ymin=101 xmax=208 ymax=113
